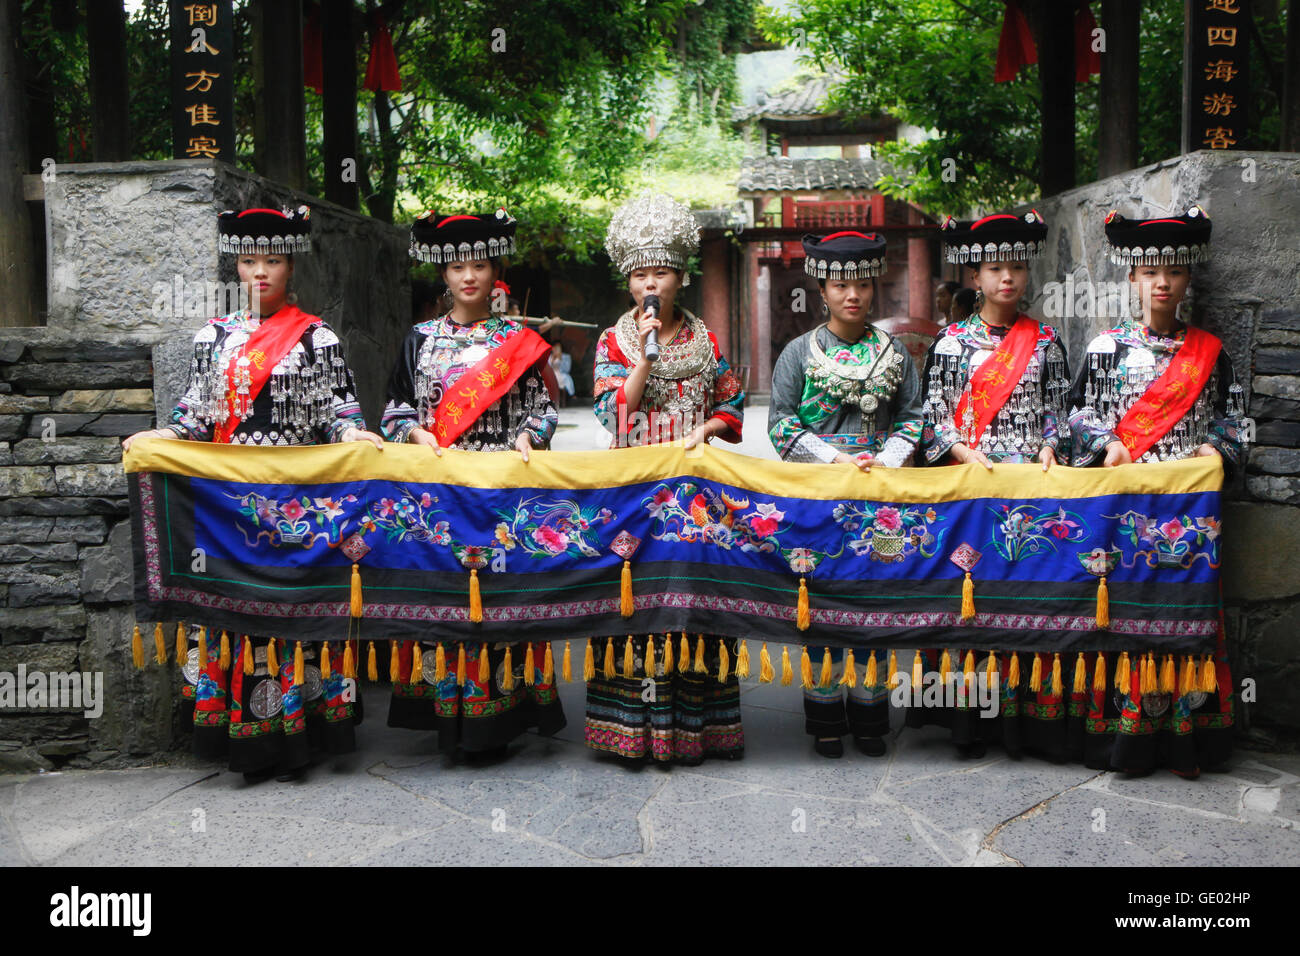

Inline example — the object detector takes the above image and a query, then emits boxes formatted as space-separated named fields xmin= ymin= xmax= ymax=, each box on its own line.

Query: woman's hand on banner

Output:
xmin=122 ymin=428 xmax=179 ymax=452
xmin=341 ymin=427 xmax=385 ymax=450
xmin=950 ymin=442 xmax=993 ymax=471
xmin=1103 ymin=440 xmax=1132 ymax=468
xmin=408 ymin=426 xmax=443 ymax=457
xmin=1037 ymin=445 xmax=1057 ymax=472
xmin=515 ymin=431 xmax=533 ymax=463
xmin=833 ymin=452 xmax=875 ymax=472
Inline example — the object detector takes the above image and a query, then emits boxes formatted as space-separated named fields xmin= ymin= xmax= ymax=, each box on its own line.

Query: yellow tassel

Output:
xmin=434 ymin=642 xmax=447 ymax=683
xmin=1115 ymin=651 xmax=1130 ymax=692
xmin=781 ymin=645 xmax=793 ymax=686
xmin=645 ymin=635 xmax=656 ymax=678
xmin=717 ymin=639 xmax=730 ymax=683
xmin=1007 ymin=652 xmax=1020 ymax=689
xmin=818 ymin=647 xmax=833 ymax=688
xmin=840 ymin=648 xmax=857 ymax=688
xmin=623 ymin=635 xmax=635 ymax=679
xmin=367 ymin=641 xmax=378 ymax=681
xmin=1095 ymin=575 xmax=1110 ymax=629
xmin=1094 ymin=653 xmax=1107 ymax=693
xmin=389 ymin=642 xmax=401 ymax=683
xmin=1029 ymin=653 xmax=1042 ymax=692
xmin=1051 ymin=653 xmax=1062 ymax=696
xmin=603 ymin=636 xmax=616 ymax=680
xmin=410 ymin=642 xmax=423 ymax=684
xmin=266 ymin=638 xmax=278 ymax=677
xmin=502 ymin=646 xmax=515 ymax=691
xmin=543 ymin=642 xmax=555 ymax=684
xmin=457 ymin=642 xmax=467 ymax=686
xmin=219 ymin=630 xmax=231 ymax=671
xmin=321 ymin=642 xmax=332 ymax=680
xmin=1073 ymin=653 xmax=1087 ymax=695
xmin=558 ymin=641 xmax=568 ymax=682
xmin=294 ymin=640 xmax=305 ymax=687
xmin=198 ymin=627 xmax=209 ymax=667
xmin=132 ymin=624 xmax=144 ymax=669
xmin=1180 ymin=655 xmax=1195 ymax=695
xmin=800 ymin=645 xmax=814 ymax=689
xmin=350 ymin=562 xmax=362 ymax=618
xmin=759 ymin=643 xmax=774 ymax=683
xmin=175 ymin=623 xmax=187 ymax=666
xmin=960 ymin=571 xmax=975 ymax=622
xmin=1159 ymin=654 xmax=1176 ymax=695
xmin=243 ymin=635 xmax=254 ymax=676
xmin=477 ymin=643 xmax=489 ymax=685
xmin=523 ymin=643 xmax=536 ymax=686
xmin=912 ymin=649 xmax=923 ymax=691
xmin=154 ymin=622 xmax=167 ymax=665
xmin=940 ymin=648 xmax=952 ymax=684
xmin=796 ymin=576 xmax=811 ymax=630
xmin=620 ymin=560 xmax=634 ymax=617
xmin=1200 ymin=654 xmax=1217 ymax=694
xmin=888 ymin=649 xmax=899 ymax=689
xmin=987 ymin=651 xmax=998 ymax=690
xmin=694 ymin=635 xmax=707 ymax=674
xmin=1141 ymin=652 xmax=1158 ymax=696
xmin=581 ymin=640 xmax=592 ymax=682
xmin=662 ymin=633 xmax=674 ymax=675
xmin=343 ymin=640 xmax=355 ymax=679
xmin=468 ymin=569 xmax=483 ymax=624
xmin=677 ymin=633 xmax=688 ymax=671
xmin=963 ymin=649 xmax=976 ymax=694
xmin=735 ymin=640 xmax=750 ymax=679
xmin=865 ymin=650 xmax=878 ymax=688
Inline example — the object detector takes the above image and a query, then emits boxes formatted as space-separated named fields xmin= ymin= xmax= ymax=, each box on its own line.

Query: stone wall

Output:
xmin=0 ymin=160 xmax=414 ymax=770
xmin=1023 ymin=149 xmax=1300 ymax=741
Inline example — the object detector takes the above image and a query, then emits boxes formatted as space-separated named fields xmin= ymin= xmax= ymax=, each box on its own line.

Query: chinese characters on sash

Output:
xmin=169 ymin=1 xmax=234 ymax=161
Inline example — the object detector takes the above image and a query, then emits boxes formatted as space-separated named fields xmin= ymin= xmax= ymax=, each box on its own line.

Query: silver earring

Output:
xmin=286 ymin=291 xmax=298 ymax=305
xmin=821 ymin=299 xmax=829 ymax=317
xmin=973 ymin=289 xmax=985 ymax=311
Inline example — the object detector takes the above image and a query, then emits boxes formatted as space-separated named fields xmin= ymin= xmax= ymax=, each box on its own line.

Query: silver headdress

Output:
xmin=604 ymin=193 xmax=700 ymax=286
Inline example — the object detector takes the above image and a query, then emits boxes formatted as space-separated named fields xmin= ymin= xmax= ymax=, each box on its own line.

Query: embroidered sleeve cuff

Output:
xmin=876 ymin=435 xmax=917 ymax=469
xmin=786 ymin=433 xmax=840 ymax=464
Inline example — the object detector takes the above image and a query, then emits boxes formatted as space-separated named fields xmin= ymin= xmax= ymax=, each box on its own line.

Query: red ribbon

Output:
xmin=215 ymin=306 xmax=322 ymax=445
xmin=994 ymin=1 xmax=1036 ymax=83
xmin=363 ymin=15 xmax=402 ymax=92
xmin=952 ymin=316 xmax=1041 ymax=446
xmin=431 ymin=327 xmax=551 ymax=448
xmin=1114 ymin=327 xmax=1222 ymax=461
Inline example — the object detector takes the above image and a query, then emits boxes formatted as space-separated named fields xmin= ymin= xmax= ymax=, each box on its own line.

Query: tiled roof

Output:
xmin=736 ymin=156 xmax=886 ymax=193
xmin=733 ymin=73 xmax=840 ymax=122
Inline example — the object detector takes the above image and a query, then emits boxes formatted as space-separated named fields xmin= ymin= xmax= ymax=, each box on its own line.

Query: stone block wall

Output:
xmin=1024 ymin=150 xmax=1300 ymax=741
xmin=0 ymin=331 xmax=174 ymax=770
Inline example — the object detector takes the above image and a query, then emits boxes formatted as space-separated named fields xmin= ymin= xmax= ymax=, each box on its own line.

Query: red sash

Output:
xmin=953 ymin=315 xmax=1041 ymax=445
xmin=431 ymin=326 xmax=551 ymax=446
xmin=215 ymin=305 xmax=321 ymax=444
xmin=1115 ymin=327 xmax=1222 ymax=460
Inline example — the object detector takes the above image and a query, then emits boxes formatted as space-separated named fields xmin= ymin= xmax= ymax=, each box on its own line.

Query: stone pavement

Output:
xmin=1 ymin=663 xmax=1298 ymax=867
xmin=2 ymin=406 xmax=1296 ymax=867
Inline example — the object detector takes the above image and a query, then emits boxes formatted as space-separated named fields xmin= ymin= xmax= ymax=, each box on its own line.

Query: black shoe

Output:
xmin=814 ymin=737 xmax=844 ymax=758
xmin=956 ymin=741 xmax=986 ymax=759
xmin=854 ymin=736 xmax=886 ymax=757
xmin=275 ymin=767 xmax=304 ymax=782
xmin=242 ymin=768 xmax=273 ymax=783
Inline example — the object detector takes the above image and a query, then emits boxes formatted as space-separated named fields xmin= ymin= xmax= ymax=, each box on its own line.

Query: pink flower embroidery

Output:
xmin=874 ymin=506 xmax=902 ymax=532
xmin=532 ymin=525 xmax=569 ymax=554
xmin=281 ymin=499 xmax=305 ymax=521
xmin=1159 ymin=519 xmax=1185 ymax=542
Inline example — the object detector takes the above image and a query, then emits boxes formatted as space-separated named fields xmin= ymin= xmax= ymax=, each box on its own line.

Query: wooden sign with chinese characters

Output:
xmin=1181 ymin=0 xmax=1252 ymax=153
xmin=170 ymin=1 xmax=235 ymax=162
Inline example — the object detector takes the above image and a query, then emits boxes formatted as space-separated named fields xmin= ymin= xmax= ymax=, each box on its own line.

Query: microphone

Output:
xmin=642 ymin=293 xmax=661 ymax=363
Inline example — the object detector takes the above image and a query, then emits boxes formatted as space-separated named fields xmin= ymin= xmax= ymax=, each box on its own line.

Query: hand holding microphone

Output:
xmin=640 ymin=293 xmax=661 ymax=363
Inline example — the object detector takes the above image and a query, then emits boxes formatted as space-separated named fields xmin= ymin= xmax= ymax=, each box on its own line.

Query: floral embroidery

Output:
xmin=643 ymin=481 xmax=784 ymax=552
xmin=831 ymin=501 xmax=946 ymax=563
xmin=989 ymin=503 xmax=1090 ymax=562
xmin=494 ymin=496 xmax=616 ymax=560
xmin=1105 ymin=510 xmax=1221 ymax=569
xmin=230 ymin=491 xmax=359 ymax=548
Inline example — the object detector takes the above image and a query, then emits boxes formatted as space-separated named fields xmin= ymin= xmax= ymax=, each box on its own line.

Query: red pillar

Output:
xmin=699 ymin=236 xmax=730 ymax=358
xmin=907 ymin=206 xmax=931 ymax=320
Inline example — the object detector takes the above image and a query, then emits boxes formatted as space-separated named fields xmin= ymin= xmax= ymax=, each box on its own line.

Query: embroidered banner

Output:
xmin=126 ymin=440 xmax=1224 ymax=653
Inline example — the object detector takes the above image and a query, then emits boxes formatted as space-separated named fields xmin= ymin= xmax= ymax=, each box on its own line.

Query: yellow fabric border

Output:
xmin=124 ymin=437 xmax=1223 ymax=503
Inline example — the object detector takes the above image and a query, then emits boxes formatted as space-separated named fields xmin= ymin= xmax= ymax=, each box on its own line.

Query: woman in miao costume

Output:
xmin=915 ymin=210 xmax=1072 ymax=760
xmin=768 ymin=231 xmax=923 ymax=759
xmin=381 ymin=208 xmax=565 ymax=760
xmin=1068 ymin=205 xmax=1245 ymax=776
xmin=586 ymin=193 xmax=747 ymax=765
xmin=123 ymin=206 xmax=384 ymax=781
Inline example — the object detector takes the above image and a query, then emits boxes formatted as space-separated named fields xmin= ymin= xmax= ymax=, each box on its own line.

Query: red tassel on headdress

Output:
xmin=363 ymin=15 xmax=402 ymax=93
xmin=994 ymin=1 xmax=1037 ymax=83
